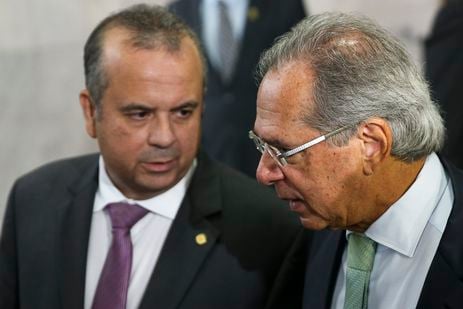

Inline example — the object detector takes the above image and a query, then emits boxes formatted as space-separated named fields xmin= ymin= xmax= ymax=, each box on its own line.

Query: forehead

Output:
xmin=255 ymin=61 xmax=315 ymax=137
xmin=97 ymin=29 xmax=204 ymax=111
xmin=102 ymin=28 xmax=204 ymax=93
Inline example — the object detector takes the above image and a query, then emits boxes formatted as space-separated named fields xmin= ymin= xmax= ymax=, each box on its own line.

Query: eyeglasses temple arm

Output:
xmin=280 ymin=125 xmax=352 ymax=158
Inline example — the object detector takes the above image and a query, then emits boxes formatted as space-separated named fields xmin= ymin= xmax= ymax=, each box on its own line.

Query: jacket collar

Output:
xmin=56 ymin=152 xmax=224 ymax=308
xmin=417 ymin=157 xmax=463 ymax=308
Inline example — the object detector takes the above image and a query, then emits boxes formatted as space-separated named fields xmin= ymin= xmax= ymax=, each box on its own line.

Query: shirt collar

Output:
xmin=348 ymin=153 xmax=449 ymax=257
xmin=94 ymin=156 xmax=197 ymax=220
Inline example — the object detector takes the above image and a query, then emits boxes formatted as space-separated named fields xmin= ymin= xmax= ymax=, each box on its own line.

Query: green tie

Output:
xmin=344 ymin=233 xmax=377 ymax=309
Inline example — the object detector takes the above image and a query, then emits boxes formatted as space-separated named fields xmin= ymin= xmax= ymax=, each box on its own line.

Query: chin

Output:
xmin=299 ymin=217 xmax=329 ymax=230
xmin=132 ymin=176 xmax=178 ymax=197
xmin=142 ymin=182 xmax=176 ymax=195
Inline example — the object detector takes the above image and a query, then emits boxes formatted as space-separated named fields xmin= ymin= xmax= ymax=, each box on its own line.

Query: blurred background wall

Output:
xmin=0 ymin=0 xmax=440 ymax=223
xmin=0 ymin=0 xmax=171 ymax=223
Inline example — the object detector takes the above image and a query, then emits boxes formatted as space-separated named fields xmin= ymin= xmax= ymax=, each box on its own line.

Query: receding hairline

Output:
xmin=96 ymin=25 xmax=205 ymax=90
xmin=83 ymin=4 xmax=208 ymax=106
xmin=260 ymin=28 xmax=385 ymax=79
xmin=100 ymin=23 xmax=196 ymax=55
xmin=259 ymin=58 xmax=317 ymax=118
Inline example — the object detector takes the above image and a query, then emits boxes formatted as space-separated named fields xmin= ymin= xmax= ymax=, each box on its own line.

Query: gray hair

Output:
xmin=257 ymin=12 xmax=445 ymax=162
xmin=83 ymin=4 xmax=207 ymax=107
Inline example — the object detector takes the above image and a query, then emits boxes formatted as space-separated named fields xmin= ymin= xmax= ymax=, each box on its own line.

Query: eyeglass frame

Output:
xmin=248 ymin=125 xmax=352 ymax=167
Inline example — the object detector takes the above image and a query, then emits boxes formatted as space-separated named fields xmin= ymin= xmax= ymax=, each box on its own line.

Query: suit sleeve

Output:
xmin=0 ymin=182 xmax=19 ymax=308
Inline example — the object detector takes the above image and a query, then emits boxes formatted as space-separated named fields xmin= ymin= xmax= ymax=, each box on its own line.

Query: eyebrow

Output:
xmin=119 ymin=103 xmax=152 ymax=112
xmin=171 ymin=101 xmax=200 ymax=112
xmin=253 ymin=129 xmax=290 ymax=150
xmin=118 ymin=101 xmax=200 ymax=113
xmin=267 ymin=139 xmax=291 ymax=150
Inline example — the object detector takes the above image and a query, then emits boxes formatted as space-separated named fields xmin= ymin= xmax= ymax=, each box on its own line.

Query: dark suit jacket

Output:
xmin=425 ymin=2 xmax=463 ymax=168
xmin=169 ymin=0 xmax=306 ymax=177
xmin=0 ymin=152 xmax=304 ymax=309
xmin=300 ymin=158 xmax=463 ymax=308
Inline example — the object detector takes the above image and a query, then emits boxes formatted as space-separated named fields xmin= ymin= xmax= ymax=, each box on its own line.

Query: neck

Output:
xmin=349 ymin=156 xmax=426 ymax=233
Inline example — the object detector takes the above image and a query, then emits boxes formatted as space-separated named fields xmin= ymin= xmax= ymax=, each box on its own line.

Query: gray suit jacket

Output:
xmin=0 ymin=152 xmax=304 ymax=308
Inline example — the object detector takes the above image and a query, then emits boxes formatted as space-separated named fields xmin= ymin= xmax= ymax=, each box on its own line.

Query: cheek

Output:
xmin=177 ymin=120 xmax=201 ymax=154
xmin=310 ymin=162 xmax=362 ymax=216
xmin=282 ymin=168 xmax=315 ymax=201
xmin=287 ymin=154 xmax=349 ymax=204
xmin=97 ymin=121 xmax=147 ymax=161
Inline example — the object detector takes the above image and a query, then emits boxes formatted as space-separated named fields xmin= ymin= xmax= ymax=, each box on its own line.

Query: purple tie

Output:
xmin=92 ymin=202 xmax=148 ymax=309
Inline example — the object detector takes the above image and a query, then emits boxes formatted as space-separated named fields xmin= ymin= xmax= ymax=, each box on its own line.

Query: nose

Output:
xmin=147 ymin=116 xmax=176 ymax=148
xmin=256 ymin=151 xmax=285 ymax=186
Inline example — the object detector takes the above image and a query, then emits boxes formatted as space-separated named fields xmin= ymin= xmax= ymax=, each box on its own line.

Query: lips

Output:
xmin=142 ymin=158 xmax=177 ymax=173
xmin=289 ymin=199 xmax=306 ymax=212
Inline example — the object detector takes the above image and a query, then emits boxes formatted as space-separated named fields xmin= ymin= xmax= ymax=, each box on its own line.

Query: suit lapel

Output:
xmin=417 ymin=159 xmax=463 ymax=309
xmin=57 ymin=159 xmax=98 ymax=309
xmin=417 ymin=251 xmax=463 ymax=309
xmin=303 ymin=230 xmax=345 ymax=309
xmin=139 ymin=153 xmax=222 ymax=309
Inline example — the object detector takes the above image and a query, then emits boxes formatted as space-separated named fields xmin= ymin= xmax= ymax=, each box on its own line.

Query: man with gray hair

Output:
xmin=250 ymin=12 xmax=463 ymax=309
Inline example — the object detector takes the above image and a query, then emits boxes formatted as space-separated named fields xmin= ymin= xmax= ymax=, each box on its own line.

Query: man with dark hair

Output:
xmin=0 ymin=4 xmax=302 ymax=309
xmin=251 ymin=12 xmax=463 ymax=309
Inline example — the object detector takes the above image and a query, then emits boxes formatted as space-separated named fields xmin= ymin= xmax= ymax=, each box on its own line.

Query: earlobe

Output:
xmin=359 ymin=119 xmax=392 ymax=175
xmin=79 ymin=90 xmax=98 ymax=138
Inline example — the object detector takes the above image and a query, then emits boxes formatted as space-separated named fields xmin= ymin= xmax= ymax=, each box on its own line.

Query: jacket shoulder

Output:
xmin=12 ymin=153 xmax=98 ymax=194
xmin=212 ymin=159 xmax=287 ymax=210
xmin=208 ymin=158 xmax=301 ymax=248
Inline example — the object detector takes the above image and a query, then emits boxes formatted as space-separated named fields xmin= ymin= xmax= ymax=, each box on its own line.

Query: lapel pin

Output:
xmin=195 ymin=233 xmax=207 ymax=246
xmin=247 ymin=6 xmax=260 ymax=22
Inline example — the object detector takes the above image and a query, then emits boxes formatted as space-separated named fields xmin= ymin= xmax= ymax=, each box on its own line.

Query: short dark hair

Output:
xmin=83 ymin=4 xmax=207 ymax=106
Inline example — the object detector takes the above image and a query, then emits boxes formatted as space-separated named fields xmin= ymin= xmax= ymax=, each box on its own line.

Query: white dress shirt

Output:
xmin=201 ymin=0 xmax=249 ymax=70
xmin=84 ymin=156 xmax=196 ymax=309
xmin=331 ymin=153 xmax=454 ymax=309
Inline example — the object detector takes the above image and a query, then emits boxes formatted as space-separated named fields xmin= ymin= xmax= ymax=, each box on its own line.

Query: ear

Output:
xmin=79 ymin=89 xmax=98 ymax=139
xmin=358 ymin=118 xmax=392 ymax=175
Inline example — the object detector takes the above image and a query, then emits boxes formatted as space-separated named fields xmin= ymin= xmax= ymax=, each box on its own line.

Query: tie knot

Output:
xmin=105 ymin=202 xmax=148 ymax=230
xmin=217 ymin=0 xmax=239 ymax=82
xmin=347 ymin=233 xmax=377 ymax=271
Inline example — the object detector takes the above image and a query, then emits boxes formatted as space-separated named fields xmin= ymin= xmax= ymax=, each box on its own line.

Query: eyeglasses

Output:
xmin=249 ymin=125 xmax=351 ymax=167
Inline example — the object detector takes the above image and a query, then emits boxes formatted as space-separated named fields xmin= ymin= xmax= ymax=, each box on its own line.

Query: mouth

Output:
xmin=142 ymin=158 xmax=177 ymax=173
xmin=288 ymin=199 xmax=306 ymax=212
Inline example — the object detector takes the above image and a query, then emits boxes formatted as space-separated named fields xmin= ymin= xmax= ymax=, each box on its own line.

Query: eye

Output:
xmin=268 ymin=144 xmax=284 ymax=155
xmin=127 ymin=110 xmax=150 ymax=120
xmin=175 ymin=107 xmax=194 ymax=119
